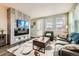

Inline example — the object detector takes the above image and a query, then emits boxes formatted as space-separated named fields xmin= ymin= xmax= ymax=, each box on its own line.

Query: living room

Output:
xmin=0 ymin=3 xmax=79 ymax=56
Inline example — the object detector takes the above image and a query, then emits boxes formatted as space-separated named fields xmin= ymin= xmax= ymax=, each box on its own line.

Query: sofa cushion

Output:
xmin=71 ymin=35 xmax=79 ymax=44
xmin=68 ymin=33 xmax=79 ymax=44
xmin=63 ymin=44 xmax=79 ymax=51
xmin=70 ymin=33 xmax=78 ymax=37
xmin=67 ymin=33 xmax=77 ymax=42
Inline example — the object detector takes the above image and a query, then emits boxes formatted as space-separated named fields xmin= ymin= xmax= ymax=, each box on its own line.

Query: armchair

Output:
xmin=44 ymin=31 xmax=54 ymax=41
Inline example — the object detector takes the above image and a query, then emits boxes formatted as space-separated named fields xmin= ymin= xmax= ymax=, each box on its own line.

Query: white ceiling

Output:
xmin=0 ymin=3 xmax=73 ymax=19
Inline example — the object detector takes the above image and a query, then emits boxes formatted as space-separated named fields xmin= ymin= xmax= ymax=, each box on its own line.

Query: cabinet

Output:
xmin=0 ymin=34 xmax=6 ymax=47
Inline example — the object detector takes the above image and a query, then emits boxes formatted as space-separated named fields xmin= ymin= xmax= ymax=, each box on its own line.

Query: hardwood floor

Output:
xmin=0 ymin=39 xmax=31 ymax=56
xmin=0 ymin=44 xmax=16 ymax=56
xmin=0 ymin=49 xmax=15 ymax=56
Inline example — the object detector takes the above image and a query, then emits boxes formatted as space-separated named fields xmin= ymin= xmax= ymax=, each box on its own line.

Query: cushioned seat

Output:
xmin=55 ymin=40 xmax=69 ymax=45
xmin=59 ymin=44 xmax=79 ymax=56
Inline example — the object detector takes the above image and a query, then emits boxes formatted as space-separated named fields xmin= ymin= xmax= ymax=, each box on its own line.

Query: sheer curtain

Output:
xmin=69 ymin=11 xmax=75 ymax=33
xmin=74 ymin=4 xmax=79 ymax=32
xmin=44 ymin=17 xmax=53 ymax=31
xmin=55 ymin=15 xmax=67 ymax=37
xmin=36 ymin=19 xmax=44 ymax=37
xmin=36 ymin=17 xmax=54 ymax=37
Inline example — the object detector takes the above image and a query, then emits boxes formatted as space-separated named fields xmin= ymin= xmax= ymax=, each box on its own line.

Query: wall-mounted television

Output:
xmin=14 ymin=19 xmax=29 ymax=36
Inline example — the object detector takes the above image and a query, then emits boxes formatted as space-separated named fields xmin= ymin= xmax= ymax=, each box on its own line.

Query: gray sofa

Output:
xmin=59 ymin=48 xmax=79 ymax=56
xmin=55 ymin=33 xmax=79 ymax=56
xmin=59 ymin=44 xmax=79 ymax=56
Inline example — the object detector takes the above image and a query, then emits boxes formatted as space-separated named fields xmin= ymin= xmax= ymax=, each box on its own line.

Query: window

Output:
xmin=45 ymin=18 xmax=53 ymax=31
xmin=56 ymin=17 xmax=64 ymax=29
xmin=46 ymin=22 xmax=53 ymax=29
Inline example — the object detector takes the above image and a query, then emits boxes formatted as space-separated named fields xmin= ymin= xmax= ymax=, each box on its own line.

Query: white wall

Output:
xmin=0 ymin=6 xmax=7 ymax=34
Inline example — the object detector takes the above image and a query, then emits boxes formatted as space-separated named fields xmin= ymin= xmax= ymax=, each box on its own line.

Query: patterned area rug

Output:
xmin=7 ymin=39 xmax=55 ymax=56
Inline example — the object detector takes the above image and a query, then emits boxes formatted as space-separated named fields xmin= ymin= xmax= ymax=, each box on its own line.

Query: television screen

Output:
xmin=14 ymin=19 xmax=29 ymax=36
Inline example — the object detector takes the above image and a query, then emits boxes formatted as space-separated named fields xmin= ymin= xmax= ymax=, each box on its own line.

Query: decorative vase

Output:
xmin=1 ymin=30 xmax=4 ymax=35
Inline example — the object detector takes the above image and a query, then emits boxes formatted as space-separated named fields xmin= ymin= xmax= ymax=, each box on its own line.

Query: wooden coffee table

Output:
xmin=33 ymin=37 xmax=50 ymax=53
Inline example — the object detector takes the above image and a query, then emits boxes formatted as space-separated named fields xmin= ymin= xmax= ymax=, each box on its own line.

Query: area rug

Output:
xmin=7 ymin=39 xmax=55 ymax=56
